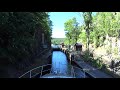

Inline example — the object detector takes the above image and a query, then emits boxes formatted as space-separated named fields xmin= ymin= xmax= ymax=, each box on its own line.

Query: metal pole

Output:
xmin=30 ymin=71 xmax=31 ymax=78
xmin=73 ymin=67 xmax=75 ymax=77
xmin=40 ymin=66 xmax=43 ymax=77
xmin=72 ymin=67 xmax=74 ymax=77
xmin=84 ymin=70 xmax=85 ymax=78
xmin=71 ymin=66 xmax=72 ymax=76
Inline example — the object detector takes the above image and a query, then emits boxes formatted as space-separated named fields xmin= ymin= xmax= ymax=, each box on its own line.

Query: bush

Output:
xmin=106 ymin=46 xmax=112 ymax=55
xmin=82 ymin=50 xmax=105 ymax=69
xmin=113 ymin=47 xmax=118 ymax=55
xmin=82 ymin=50 xmax=92 ymax=61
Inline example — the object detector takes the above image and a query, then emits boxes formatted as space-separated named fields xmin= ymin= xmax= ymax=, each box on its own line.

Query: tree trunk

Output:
xmin=87 ymin=34 xmax=89 ymax=51
xmin=69 ymin=39 xmax=70 ymax=50
xmin=86 ymin=41 xmax=87 ymax=49
xmin=75 ymin=37 xmax=77 ymax=44
xmin=86 ymin=27 xmax=90 ymax=52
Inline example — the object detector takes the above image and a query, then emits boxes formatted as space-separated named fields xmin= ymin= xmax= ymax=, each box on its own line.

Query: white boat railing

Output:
xmin=19 ymin=64 xmax=52 ymax=78
xmin=19 ymin=62 xmax=98 ymax=78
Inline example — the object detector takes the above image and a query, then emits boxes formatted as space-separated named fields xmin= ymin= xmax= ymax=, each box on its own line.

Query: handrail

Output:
xmin=19 ymin=49 xmax=50 ymax=78
xmin=19 ymin=62 xmax=99 ymax=78
xmin=19 ymin=64 xmax=51 ymax=78
xmin=36 ymin=48 xmax=49 ymax=57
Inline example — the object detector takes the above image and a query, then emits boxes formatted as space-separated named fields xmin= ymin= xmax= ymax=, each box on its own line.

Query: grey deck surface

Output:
xmin=74 ymin=60 xmax=112 ymax=78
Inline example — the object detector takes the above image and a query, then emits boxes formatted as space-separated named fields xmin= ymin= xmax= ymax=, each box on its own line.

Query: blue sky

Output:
xmin=49 ymin=12 xmax=96 ymax=38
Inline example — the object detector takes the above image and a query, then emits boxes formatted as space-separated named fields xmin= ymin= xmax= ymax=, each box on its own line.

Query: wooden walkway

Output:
xmin=74 ymin=60 xmax=113 ymax=78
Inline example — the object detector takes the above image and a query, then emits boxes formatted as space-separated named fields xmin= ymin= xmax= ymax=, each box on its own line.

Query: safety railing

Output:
xmin=19 ymin=48 xmax=52 ymax=78
xmin=36 ymin=48 xmax=49 ymax=57
xmin=50 ymin=62 xmax=88 ymax=78
xmin=19 ymin=62 xmax=98 ymax=78
xmin=19 ymin=64 xmax=52 ymax=78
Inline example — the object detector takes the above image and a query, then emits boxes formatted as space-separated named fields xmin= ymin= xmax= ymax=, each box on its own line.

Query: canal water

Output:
xmin=51 ymin=51 xmax=69 ymax=75
xmin=40 ymin=50 xmax=90 ymax=78
xmin=51 ymin=51 xmax=88 ymax=78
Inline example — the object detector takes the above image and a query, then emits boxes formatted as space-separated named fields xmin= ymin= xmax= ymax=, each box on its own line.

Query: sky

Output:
xmin=49 ymin=12 xmax=96 ymax=38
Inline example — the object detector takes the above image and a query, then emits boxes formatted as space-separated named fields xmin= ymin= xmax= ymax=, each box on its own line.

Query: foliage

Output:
xmin=64 ymin=12 xmax=120 ymax=60
xmin=64 ymin=17 xmax=81 ymax=45
xmin=82 ymin=12 xmax=92 ymax=50
xmin=78 ymin=31 xmax=86 ymax=45
xmin=83 ymin=12 xmax=120 ymax=49
xmin=0 ymin=12 xmax=52 ymax=69
xmin=64 ymin=12 xmax=120 ymax=73
xmin=82 ymin=50 xmax=105 ymax=69
xmin=113 ymin=47 xmax=119 ymax=55
xmin=106 ymin=46 xmax=112 ymax=55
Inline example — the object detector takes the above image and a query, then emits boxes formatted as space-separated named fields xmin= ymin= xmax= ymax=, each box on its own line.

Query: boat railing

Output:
xmin=19 ymin=62 xmax=99 ymax=78
xmin=19 ymin=64 xmax=52 ymax=78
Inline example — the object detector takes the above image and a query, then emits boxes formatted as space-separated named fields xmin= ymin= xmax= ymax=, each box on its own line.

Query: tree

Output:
xmin=64 ymin=17 xmax=80 ymax=45
xmin=0 ymin=12 xmax=52 ymax=69
xmin=66 ymin=32 xmax=71 ymax=44
xmin=83 ymin=12 xmax=92 ymax=51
